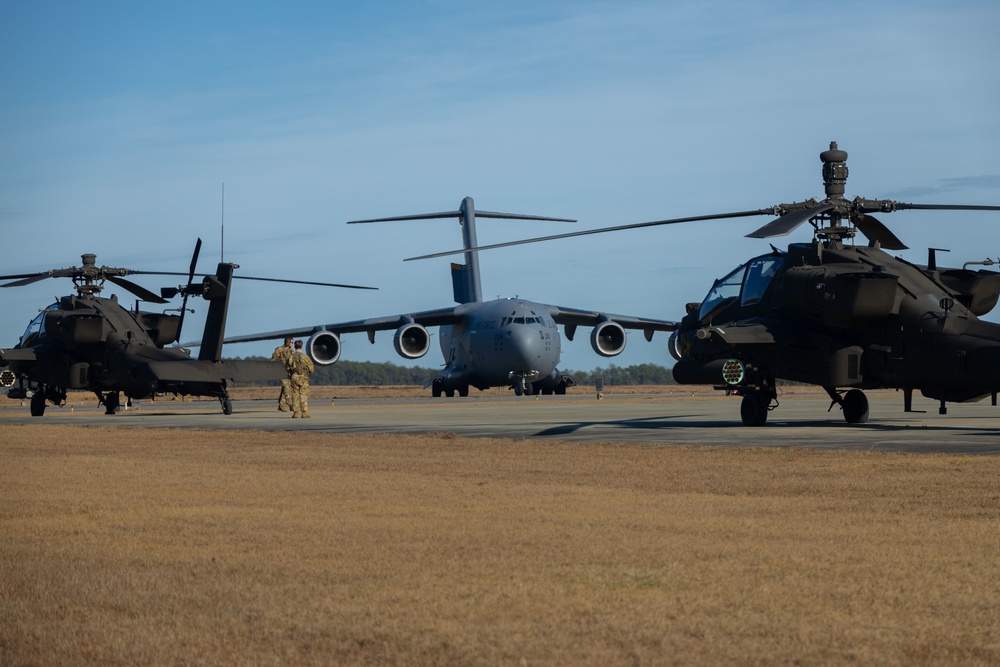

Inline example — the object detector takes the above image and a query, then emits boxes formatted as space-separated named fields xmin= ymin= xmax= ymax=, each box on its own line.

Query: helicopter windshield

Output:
xmin=699 ymin=266 xmax=745 ymax=320
xmin=19 ymin=303 xmax=55 ymax=347
xmin=698 ymin=255 xmax=784 ymax=320
xmin=741 ymin=256 xmax=784 ymax=306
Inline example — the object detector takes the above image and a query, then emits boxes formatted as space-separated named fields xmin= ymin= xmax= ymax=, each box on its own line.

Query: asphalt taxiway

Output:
xmin=3 ymin=390 xmax=999 ymax=454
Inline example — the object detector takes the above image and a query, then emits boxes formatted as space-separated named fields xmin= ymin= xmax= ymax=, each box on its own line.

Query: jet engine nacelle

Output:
xmin=590 ymin=320 xmax=627 ymax=358
xmin=306 ymin=330 xmax=342 ymax=366
xmin=394 ymin=323 xmax=431 ymax=359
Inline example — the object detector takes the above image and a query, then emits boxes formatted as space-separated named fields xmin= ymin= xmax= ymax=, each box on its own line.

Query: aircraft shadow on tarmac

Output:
xmin=532 ymin=414 xmax=1000 ymax=438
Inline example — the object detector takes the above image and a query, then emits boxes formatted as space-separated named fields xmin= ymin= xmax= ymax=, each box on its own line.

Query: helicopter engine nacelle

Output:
xmin=591 ymin=320 xmax=627 ymax=358
xmin=779 ymin=267 xmax=897 ymax=321
xmin=305 ymin=331 xmax=342 ymax=366
xmin=394 ymin=323 xmax=431 ymax=359
xmin=668 ymin=331 xmax=683 ymax=362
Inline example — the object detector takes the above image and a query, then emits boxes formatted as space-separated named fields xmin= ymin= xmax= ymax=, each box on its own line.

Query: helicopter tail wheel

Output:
xmin=740 ymin=391 xmax=769 ymax=427
xmin=841 ymin=389 xmax=869 ymax=424
xmin=30 ymin=391 xmax=46 ymax=417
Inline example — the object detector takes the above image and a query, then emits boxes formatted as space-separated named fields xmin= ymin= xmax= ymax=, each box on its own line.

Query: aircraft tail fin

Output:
xmin=198 ymin=263 xmax=235 ymax=362
xmin=347 ymin=196 xmax=574 ymax=305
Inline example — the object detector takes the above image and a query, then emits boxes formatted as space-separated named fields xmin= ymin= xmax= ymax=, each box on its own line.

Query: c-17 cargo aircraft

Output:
xmin=220 ymin=197 xmax=677 ymax=396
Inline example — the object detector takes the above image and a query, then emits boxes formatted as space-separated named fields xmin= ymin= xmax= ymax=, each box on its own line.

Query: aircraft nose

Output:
xmin=508 ymin=325 xmax=544 ymax=367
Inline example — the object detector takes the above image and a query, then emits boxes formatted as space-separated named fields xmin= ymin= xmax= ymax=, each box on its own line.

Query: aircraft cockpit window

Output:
xmin=20 ymin=304 xmax=54 ymax=346
xmin=514 ymin=317 xmax=526 ymax=324
xmin=741 ymin=256 xmax=784 ymax=306
xmin=699 ymin=266 xmax=745 ymax=320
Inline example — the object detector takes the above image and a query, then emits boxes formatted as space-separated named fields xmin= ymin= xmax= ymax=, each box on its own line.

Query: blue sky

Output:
xmin=2 ymin=1 xmax=999 ymax=372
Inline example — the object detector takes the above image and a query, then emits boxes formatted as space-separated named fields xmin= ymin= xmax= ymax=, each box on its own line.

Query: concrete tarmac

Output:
xmin=3 ymin=390 xmax=1000 ymax=454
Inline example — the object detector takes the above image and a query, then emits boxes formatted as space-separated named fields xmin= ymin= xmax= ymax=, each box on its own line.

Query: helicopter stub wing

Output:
xmin=0 ymin=347 xmax=38 ymax=363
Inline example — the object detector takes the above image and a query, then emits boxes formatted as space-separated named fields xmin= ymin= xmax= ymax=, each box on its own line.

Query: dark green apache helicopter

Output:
xmin=0 ymin=239 xmax=374 ymax=416
xmin=410 ymin=142 xmax=1000 ymax=425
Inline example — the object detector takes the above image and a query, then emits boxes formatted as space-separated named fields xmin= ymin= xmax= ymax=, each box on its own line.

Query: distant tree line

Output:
xmin=231 ymin=357 xmax=676 ymax=386
xmin=563 ymin=363 xmax=676 ymax=386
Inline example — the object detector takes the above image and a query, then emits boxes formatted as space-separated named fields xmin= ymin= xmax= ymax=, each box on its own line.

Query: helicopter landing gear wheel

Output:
xmin=104 ymin=391 xmax=120 ymax=415
xmin=740 ymin=391 xmax=769 ymax=427
xmin=30 ymin=391 xmax=46 ymax=417
xmin=221 ymin=398 xmax=233 ymax=415
xmin=841 ymin=389 xmax=869 ymax=424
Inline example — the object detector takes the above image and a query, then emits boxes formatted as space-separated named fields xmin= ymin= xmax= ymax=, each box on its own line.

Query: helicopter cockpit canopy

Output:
xmin=698 ymin=255 xmax=784 ymax=321
xmin=18 ymin=303 xmax=56 ymax=348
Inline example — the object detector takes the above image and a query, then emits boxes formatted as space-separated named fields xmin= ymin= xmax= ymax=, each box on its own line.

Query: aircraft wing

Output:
xmin=544 ymin=305 xmax=678 ymax=340
xmin=218 ymin=306 xmax=464 ymax=346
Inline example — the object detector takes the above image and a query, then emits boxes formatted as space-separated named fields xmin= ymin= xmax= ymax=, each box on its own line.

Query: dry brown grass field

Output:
xmin=2 ymin=416 xmax=999 ymax=665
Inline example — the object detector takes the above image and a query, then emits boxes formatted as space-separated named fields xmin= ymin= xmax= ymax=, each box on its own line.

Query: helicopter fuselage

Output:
xmin=670 ymin=241 xmax=1000 ymax=412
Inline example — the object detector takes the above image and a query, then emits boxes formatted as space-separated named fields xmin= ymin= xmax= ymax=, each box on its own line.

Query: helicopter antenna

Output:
xmin=221 ymin=182 xmax=225 ymax=263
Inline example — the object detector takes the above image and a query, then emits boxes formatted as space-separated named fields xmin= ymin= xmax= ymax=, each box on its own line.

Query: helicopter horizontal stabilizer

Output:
xmin=143 ymin=359 xmax=285 ymax=384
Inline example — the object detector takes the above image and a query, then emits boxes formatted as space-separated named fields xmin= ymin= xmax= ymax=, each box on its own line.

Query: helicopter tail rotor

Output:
xmin=174 ymin=238 xmax=203 ymax=344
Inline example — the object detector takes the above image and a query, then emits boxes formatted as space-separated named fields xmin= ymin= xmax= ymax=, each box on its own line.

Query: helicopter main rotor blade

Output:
xmin=229 ymin=275 xmax=378 ymax=290
xmin=131 ymin=271 xmax=377 ymax=290
xmin=0 ymin=274 xmax=53 ymax=288
xmin=891 ymin=203 xmax=1000 ymax=213
xmin=854 ymin=213 xmax=908 ymax=250
xmin=745 ymin=203 xmax=836 ymax=240
xmin=404 ymin=209 xmax=773 ymax=261
xmin=107 ymin=276 xmax=169 ymax=304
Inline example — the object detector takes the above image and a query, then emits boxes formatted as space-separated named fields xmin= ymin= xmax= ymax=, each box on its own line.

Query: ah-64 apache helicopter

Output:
xmin=0 ymin=239 xmax=373 ymax=416
xmin=411 ymin=142 xmax=1000 ymax=425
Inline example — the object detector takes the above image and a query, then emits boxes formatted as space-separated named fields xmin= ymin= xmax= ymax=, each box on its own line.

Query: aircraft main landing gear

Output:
xmin=30 ymin=390 xmax=46 ymax=417
xmin=103 ymin=391 xmax=120 ymax=415
xmin=826 ymin=387 xmax=869 ymax=424
xmin=739 ymin=390 xmax=772 ymax=427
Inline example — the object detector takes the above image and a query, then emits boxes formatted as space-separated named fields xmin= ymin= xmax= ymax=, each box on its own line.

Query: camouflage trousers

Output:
xmin=290 ymin=374 xmax=310 ymax=414
xmin=277 ymin=378 xmax=292 ymax=409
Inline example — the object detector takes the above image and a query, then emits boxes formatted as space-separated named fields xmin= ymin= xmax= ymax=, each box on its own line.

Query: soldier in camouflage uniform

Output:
xmin=271 ymin=337 xmax=294 ymax=412
xmin=285 ymin=339 xmax=315 ymax=418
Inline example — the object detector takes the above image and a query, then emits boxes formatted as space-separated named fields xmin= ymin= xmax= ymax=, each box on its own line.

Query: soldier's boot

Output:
xmin=292 ymin=411 xmax=299 ymax=418
xmin=302 ymin=412 xmax=310 ymax=419
xmin=278 ymin=404 xmax=288 ymax=412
